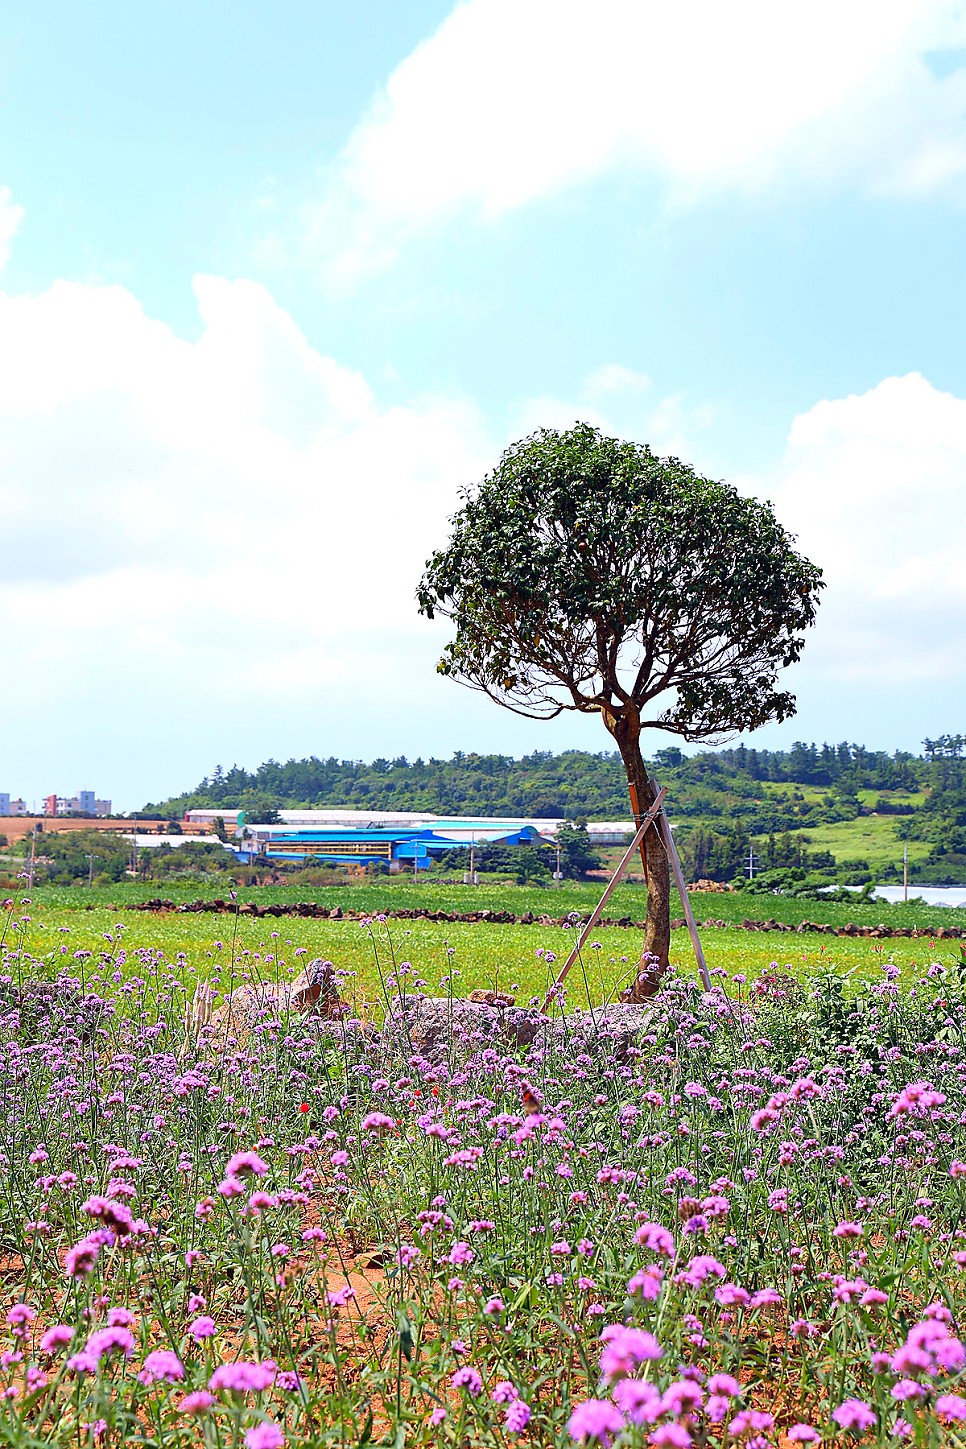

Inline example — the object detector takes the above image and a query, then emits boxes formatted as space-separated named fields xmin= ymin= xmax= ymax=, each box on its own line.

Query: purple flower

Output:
xmin=360 ymin=1112 xmax=395 ymax=1133
xmin=660 ymin=1380 xmax=703 ymax=1416
xmin=570 ymin=1396 xmax=622 ymax=1443
xmin=568 ymin=1399 xmax=626 ymax=1445
xmin=832 ymin=1400 xmax=876 ymax=1432
xmin=612 ymin=1378 xmax=661 ymax=1424
xmin=209 ymin=1360 xmax=277 ymax=1393
xmin=67 ymin=1350 xmax=99 ymax=1375
xmin=81 ymin=1196 xmax=134 ymax=1237
xmin=245 ymin=1423 xmax=285 ymax=1449
xmin=189 ymin=1315 xmax=217 ymax=1341
xmin=937 ymin=1394 xmax=966 ymax=1421
xmin=447 ymin=1241 xmax=475 ymax=1266
xmin=787 ymin=1428 xmax=819 ymax=1444
xmin=634 ymin=1222 xmax=675 ymax=1256
xmin=707 ymin=1374 xmax=740 ymax=1398
xmin=887 ymin=1081 xmax=946 ymax=1119
xmin=728 ymin=1410 xmax=774 ymax=1434
xmin=6 ymin=1304 xmax=36 ymax=1328
xmin=64 ymin=1232 xmax=106 ymax=1278
xmin=599 ymin=1324 xmax=662 ymax=1382
xmin=452 ymin=1366 xmax=482 ymax=1396
xmin=505 ymin=1400 xmax=531 ymax=1433
xmin=40 ymin=1325 xmax=74 ymax=1353
xmin=139 ymin=1349 xmax=185 ymax=1385
xmin=226 ymin=1150 xmax=269 ymax=1178
xmin=177 ymin=1391 xmax=216 ymax=1414
xmin=85 ymin=1327 xmax=135 ymax=1362
xmin=627 ymin=1267 xmax=663 ymax=1300
xmin=649 ymin=1427 xmax=692 ymax=1447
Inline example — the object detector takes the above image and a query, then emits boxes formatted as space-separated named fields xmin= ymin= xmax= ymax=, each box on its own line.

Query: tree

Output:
xmin=555 ymin=822 xmax=602 ymax=879
xmin=417 ymin=424 xmax=822 ymax=993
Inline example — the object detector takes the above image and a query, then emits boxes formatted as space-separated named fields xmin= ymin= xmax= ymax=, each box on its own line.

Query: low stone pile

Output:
xmin=121 ymin=898 xmax=966 ymax=939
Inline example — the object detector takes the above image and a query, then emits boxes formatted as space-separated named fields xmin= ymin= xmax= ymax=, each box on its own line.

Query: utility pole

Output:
xmin=746 ymin=845 xmax=757 ymax=881
xmin=903 ymin=844 xmax=908 ymax=904
xmin=554 ymin=840 xmax=563 ymax=886
xmin=28 ymin=824 xmax=37 ymax=888
xmin=88 ymin=853 xmax=94 ymax=888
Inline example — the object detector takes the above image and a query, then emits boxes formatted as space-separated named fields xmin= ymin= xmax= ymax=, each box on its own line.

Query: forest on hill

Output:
xmin=144 ymin=735 xmax=966 ymax=887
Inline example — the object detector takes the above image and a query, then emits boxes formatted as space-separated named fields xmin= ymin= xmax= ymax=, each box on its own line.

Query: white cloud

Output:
xmin=2 ymin=262 xmax=963 ymax=802
xmin=0 ymin=188 xmax=24 ymax=270
xmin=759 ymin=372 xmax=966 ymax=685
xmin=308 ymin=0 xmax=966 ymax=282
xmin=0 ymin=272 xmax=497 ymax=802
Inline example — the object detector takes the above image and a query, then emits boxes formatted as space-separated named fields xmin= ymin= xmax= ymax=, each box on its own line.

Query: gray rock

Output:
xmin=554 ymin=1003 xmax=656 ymax=1059
xmin=382 ymin=994 xmax=549 ymax=1060
xmin=377 ymin=995 xmax=655 ymax=1063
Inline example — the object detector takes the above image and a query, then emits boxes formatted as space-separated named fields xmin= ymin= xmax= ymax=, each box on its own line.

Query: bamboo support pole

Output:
xmin=655 ymin=805 xmax=713 ymax=992
xmin=541 ymin=788 xmax=667 ymax=1014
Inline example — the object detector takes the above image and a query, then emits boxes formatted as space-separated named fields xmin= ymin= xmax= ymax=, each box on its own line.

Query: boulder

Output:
xmin=381 ymin=995 xmax=548 ymax=1060
xmin=379 ymin=994 xmax=657 ymax=1064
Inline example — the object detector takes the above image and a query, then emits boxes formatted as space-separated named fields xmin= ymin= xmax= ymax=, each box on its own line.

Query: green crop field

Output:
xmin=14 ymin=876 xmax=964 ymax=924
xmin=6 ymin=900 xmax=961 ymax=1015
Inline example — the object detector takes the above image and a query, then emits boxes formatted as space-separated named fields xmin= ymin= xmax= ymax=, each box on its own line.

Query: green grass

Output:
xmin=17 ymin=877 xmax=965 ymax=926
xmin=756 ymin=813 xmax=931 ymax=870
xmin=7 ymin=901 xmax=961 ymax=1015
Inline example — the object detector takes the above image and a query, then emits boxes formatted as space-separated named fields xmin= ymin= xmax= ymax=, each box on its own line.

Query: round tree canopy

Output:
xmin=417 ymin=423 xmax=823 ymax=742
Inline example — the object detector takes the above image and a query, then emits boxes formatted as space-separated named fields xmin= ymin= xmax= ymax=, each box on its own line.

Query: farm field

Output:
xmin=18 ymin=878 xmax=966 ymax=928
xmin=7 ymin=902 xmax=964 ymax=1014
xmin=3 ymin=897 xmax=966 ymax=1447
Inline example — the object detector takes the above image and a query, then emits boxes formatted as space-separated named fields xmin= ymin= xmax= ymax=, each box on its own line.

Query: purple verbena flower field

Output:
xmin=2 ymin=899 xmax=966 ymax=1447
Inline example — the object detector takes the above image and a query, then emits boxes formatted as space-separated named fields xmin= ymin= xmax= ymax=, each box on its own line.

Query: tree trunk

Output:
xmin=603 ymin=709 xmax=671 ymax=999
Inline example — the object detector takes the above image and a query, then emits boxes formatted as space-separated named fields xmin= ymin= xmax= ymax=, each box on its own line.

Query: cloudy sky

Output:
xmin=2 ymin=0 xmax=965 ymax=810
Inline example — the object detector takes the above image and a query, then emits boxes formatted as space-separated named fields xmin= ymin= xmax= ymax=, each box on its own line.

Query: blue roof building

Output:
xmin=233 ymin=821 xmax=551 ymax=870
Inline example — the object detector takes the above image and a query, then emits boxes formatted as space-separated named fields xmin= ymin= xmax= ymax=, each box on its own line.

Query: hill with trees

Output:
xmin=144 ymin=735 xmax=966 ymax=886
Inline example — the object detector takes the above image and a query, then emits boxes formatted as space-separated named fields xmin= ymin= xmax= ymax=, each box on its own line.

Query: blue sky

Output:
xmin=1 ymin=0 xmax=965 ymax=810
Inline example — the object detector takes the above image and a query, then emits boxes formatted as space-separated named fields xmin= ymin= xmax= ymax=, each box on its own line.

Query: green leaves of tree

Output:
xmin=418 ymin=423 xmax=823 ymax=742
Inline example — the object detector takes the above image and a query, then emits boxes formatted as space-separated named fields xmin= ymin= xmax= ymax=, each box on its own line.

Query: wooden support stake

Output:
xmin=541 ymin=788 xmax=667 ymax=1014
xmin=653 ymin=798 xmax=713 ymax=993
xmin=627 ymin=780 xmax=649 ymax=884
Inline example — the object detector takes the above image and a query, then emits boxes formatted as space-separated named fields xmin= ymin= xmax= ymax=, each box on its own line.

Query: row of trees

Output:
xmin=898 ymin=745 xmax=966 ymax=882
xmin=147 ymin=742 xmax=933 ymax=828
xmin=7 ymin=832 xmax=233 ymax=886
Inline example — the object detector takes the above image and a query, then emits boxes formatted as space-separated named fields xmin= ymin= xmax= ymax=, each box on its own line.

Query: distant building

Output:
xmin=184 ymin=809 xmax=245 ymax=829
xmin=183 ymin=807 xmax=634 ymax=844
xmin=235 ymin=820 xmax=554 ymax=871
xmin=43 ymin=791 xmax=112 ymax=818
